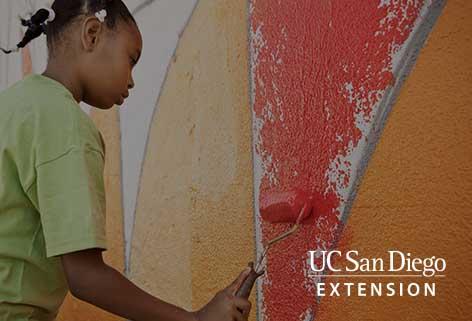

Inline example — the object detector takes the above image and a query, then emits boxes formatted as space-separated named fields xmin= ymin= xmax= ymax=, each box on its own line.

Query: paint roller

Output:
xmin=235 ymin=189 xmax=315 ymax=299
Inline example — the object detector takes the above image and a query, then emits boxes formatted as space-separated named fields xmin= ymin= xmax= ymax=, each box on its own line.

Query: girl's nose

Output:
xmin=128 ymin=76 xmax=135 ymax=89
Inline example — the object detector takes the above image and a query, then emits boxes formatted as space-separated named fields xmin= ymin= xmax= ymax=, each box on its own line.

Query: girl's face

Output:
xmin=79 ymin=19 xmax=142 ymax=109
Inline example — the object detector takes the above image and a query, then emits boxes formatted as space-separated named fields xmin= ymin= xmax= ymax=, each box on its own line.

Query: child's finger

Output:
xmin=225 ymin=267 xmax=251 ymax=295
xmin=233 ymin=296 xmax=252 ymax=317
xmin=233 ymin=310 xmax=247 ymax=321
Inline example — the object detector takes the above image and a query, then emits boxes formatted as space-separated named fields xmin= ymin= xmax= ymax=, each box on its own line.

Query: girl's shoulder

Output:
xmin=0 ymin=74 xmax=79 ymax=116
xmin=0 ymin=74 xmax=104 ymax=162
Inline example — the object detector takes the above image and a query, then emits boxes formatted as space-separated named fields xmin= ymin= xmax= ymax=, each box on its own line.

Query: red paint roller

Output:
xmin=259 ymin=189 xmax=314 ymax=224
xmin=236 ymin=189 xmax=315 ymax=299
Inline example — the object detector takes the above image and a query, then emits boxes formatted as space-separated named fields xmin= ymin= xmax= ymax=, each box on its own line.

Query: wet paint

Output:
xmin=249 ymin=0 xmax=426 ymax=320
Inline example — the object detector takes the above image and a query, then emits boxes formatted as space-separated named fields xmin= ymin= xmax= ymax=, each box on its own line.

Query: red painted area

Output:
xmin=250 ymin=1 xmax=424 ymax=320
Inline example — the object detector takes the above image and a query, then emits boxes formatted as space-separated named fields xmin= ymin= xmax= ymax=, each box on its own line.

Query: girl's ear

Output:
xmin=81 ymin=17 xmax=103 ymax=51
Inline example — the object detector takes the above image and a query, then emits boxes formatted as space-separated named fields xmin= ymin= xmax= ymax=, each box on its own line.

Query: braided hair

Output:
xmin=1 ymin=0 xmax=136 ymax=55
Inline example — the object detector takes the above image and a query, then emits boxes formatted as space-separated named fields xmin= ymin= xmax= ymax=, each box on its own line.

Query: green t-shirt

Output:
xmin=0 ymin=74 xmax=108 ymax=321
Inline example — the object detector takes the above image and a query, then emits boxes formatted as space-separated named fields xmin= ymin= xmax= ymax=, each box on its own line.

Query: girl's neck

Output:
xmin=42 ymin=62 xmax=84 ymax=104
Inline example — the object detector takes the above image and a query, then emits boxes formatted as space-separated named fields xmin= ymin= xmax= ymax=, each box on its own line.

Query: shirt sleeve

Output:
xmin=36 ymin=146 xmax=108 ymax=258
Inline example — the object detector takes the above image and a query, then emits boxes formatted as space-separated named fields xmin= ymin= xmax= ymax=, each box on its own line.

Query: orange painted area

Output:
xmin=316 ymin=1 xmax=472 ymax=320
xmin=56 ymin=107 xmax=125 ymax=321
xmin=188 ymin=0 xmax=255 ymax=316
xmin=129 ymin=0 xmax=255 ymax=318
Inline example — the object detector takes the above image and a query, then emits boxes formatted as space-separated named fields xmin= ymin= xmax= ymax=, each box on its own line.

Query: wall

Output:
xmin=316 ymin=1 xmax=472 ymax=320
xmin=1 ymin=0 xmax=471 ymax=320
xmin=129 ymin=0 xmax=255 ymax=312
xmin=248 ymin=1 xmax=450 ymax=320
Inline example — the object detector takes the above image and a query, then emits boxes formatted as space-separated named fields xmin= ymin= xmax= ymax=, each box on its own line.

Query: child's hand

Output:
xmin=192 ymin=268 xmax=252 ymax=321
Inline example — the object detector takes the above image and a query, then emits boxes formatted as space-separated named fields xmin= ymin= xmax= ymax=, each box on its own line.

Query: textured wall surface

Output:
xmin=129 ymin=0 xmax=255 ymax=313
xmin=316 ymin=1 xmax=472 ymax=320
xmin=249 ymin=0 xmax=445 ymax=320
xmin=118 ymin=0 xmax=198 ymax=269
xmin=1 ymin=0 xmax=471 ymax=320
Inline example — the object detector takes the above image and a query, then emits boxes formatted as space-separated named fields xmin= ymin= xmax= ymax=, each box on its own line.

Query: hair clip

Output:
xmin=43 ymin=7 xmax=56 ymax=23
xmin=95 ymin=9 xmax=107 ymax=23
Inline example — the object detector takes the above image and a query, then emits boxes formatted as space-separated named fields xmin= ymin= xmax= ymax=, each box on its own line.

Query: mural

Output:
xmin=1 ymin=0 xmax=471 ymax=320
xmin=129 ymin=0 xmax=254 ymax=311
xmin=249 ymin=1 xmax=445 ymax=320
xmin=316 ymin=1 xmax=472 ymax=320
xmin=118 ymin=0 xmax=198 ymax=272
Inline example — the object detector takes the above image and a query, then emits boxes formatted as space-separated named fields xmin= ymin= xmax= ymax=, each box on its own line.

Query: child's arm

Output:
xmin=60 ymin=249 xmax=252 ymax=321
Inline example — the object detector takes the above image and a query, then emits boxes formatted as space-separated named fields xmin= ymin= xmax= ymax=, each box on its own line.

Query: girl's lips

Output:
xmin=117 ymin=92 xmax=129 ymax=105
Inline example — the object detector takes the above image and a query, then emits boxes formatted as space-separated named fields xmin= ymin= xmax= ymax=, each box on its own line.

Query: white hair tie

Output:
xmin=40 ymin=7 xmax=55 ymax=23
xmin=95 ymin=9 xmax=107 ymax=23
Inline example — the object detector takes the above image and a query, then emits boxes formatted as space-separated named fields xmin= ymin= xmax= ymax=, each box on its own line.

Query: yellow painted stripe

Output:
xmin=130 ymin=0 xmax=255 ymax=318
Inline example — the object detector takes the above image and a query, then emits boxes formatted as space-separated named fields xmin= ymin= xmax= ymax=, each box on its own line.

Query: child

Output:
xmin=0 ymin=1 xmax=251 ymax=320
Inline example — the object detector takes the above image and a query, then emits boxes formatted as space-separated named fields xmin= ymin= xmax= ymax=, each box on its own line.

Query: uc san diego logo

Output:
xmin=307 ymin=250 xmax=446 ymax=297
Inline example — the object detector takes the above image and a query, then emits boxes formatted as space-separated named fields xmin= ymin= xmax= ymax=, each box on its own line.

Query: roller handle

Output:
xmin=235 ymin=262 xmax=264 ymax=299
